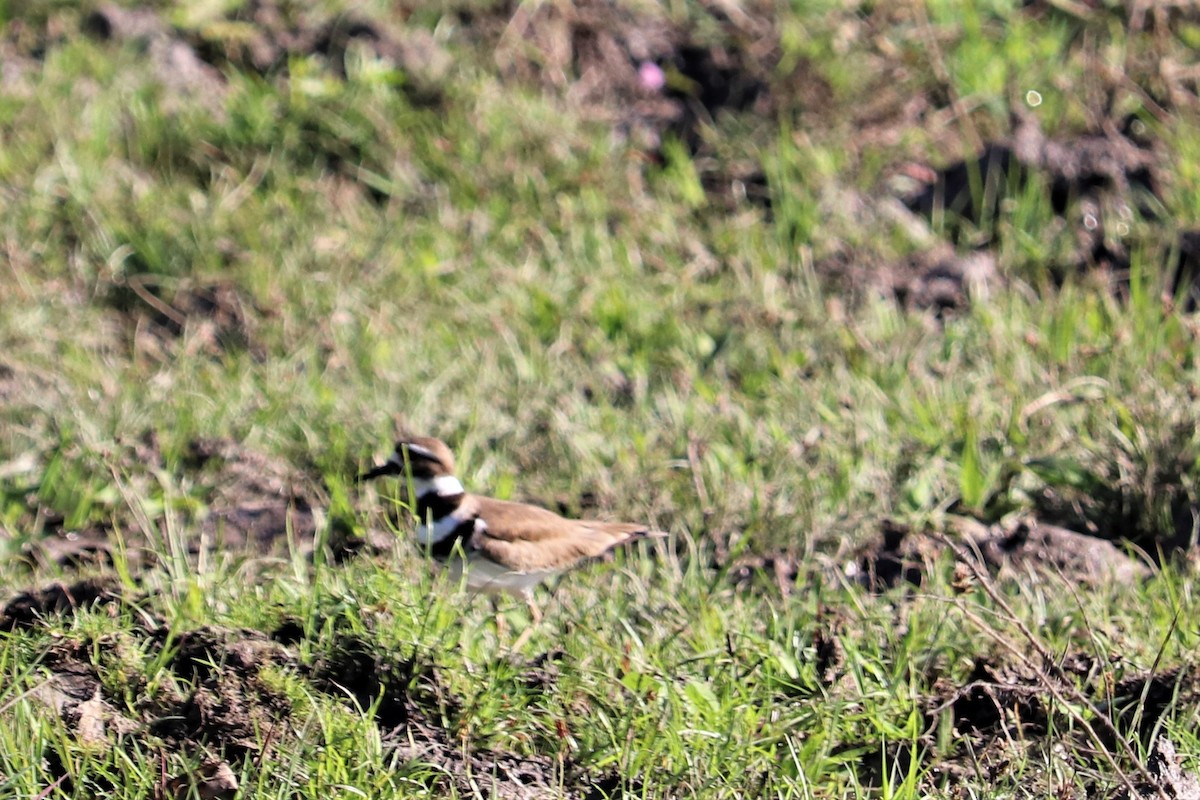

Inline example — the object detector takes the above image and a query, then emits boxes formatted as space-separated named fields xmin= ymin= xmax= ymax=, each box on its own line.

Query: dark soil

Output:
xmin=77 ymin=2 xmax=227 ymax=125
xmin=17 ymin=520 xmax=116 ymax=570
xmin=307 ymin=630 xmax=449 ymax=731
xmin=1029 ymin=440 xmax=1199 ymax=559
xmin=140 ymin=627 xmax=294 ymax=764
xmin=472 ymin=0 xmax=785 ymax=209
xmin=182 ymin=436 xmax=322 ymax=551
xmin=28 ymin=622 xmax=291 ymax=759
xmin=1119 ymin=736 xmax=1200 ymax=800
xmin=847 ymin=516 xmax=1151 ymax=592
xmin=0 ymin=575 xmax=127 ymax=630
xmin=919 ymin=654 xmax=1200 ymax=795
xmin=515 ymin=647 xmax=567 ymax=695
xmin=888 ymin=109 xmax=1164 ymax=297
xmin=14 ymin=432 xmax=348 ymax=571
xmin=6 ymin=583 xmax=640 ymax=800
xmin=819 ymin=644 xmax=1200 ymax=795
xmin=117 ymin=279 xmax=266 ymax=361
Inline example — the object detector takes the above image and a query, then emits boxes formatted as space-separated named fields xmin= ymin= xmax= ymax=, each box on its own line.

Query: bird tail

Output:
xmin=597 ymin=522 xmax=667 ymax=545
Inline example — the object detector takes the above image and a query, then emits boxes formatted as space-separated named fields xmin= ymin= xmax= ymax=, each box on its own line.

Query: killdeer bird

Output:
xmin=360 ymin=436 xmax=664 ymax=644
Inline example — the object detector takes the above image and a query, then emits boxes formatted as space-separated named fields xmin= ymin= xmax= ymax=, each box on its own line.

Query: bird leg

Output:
xmin=508 ymin=594 xmax=542 ymax=653
xmin=490 ymin=596 xmax=507 ymax=639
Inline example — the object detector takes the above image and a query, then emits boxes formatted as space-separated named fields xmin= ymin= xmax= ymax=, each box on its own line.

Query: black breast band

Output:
xmin=417 ymin=492 xmax=464 ymax=520
xmin=429 ymin=518 xmax=478 ymax=560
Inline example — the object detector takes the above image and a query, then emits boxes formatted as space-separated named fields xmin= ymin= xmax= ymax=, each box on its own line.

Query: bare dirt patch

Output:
xmin=879 ymin=247 xmax=1001 ymax=315
xmin=9 ymin=587 xmax=639 ymax=800
xmin=27 ymin=624 xmax=290 ymax=797
xmin=897 ymin=110 xmax=1159 ymax=277
xmin=917 ymin=653 xmax=1200 ymax=796
xmin=514 ymin=647 xmax=567 ymax=696
xmin=307 ymin=631 xmax=628 ymax=798
xmin=824 ymin=637 xmax=1200 ymax=795
xmin=486 ymin=0 xmax=775 ymax=127
xmin=145 ymin=627 xmax=294 ymax=763
xmin=464 ymin=0 xmax=787 ymax=207
xmin=107 ymin=278 xmax=265 ymax=361
xmin=0 ymin=575 xmax=127 ymax=630
xmin=18 ymin=519 xmax=117 ymax=570
xmin=847 ymin=516 xmax=1152 ymax=592
xmin=1029 ymin=441 xmax=1199 ymax=560
xmin=83 ymin=3 xmax=227 ymax=110
xmin=182 ymin=436 xmax=322 ymax=552
xmin=178 ymin=0 xmax=451 ymax=100
xmin=826 ymin=110 xmax=1164 ymax=312
xmin=307 ymin=629 xmax=450 ymax=731
xmin=82 ymin=1 xmax=450 ymax=106
xmin=11 ymin=432 xmax=348 ymax=574
xmin=389 ymin=708 xmax=638 ymax=800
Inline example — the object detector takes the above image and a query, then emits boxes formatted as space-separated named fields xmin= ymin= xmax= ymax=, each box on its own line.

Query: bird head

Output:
xmin=359 ymin=436 xmax=456 ymax=482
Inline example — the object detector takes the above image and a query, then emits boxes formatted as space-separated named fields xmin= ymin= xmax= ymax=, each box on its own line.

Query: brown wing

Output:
xmin=470 ymin=496 xmax=661 ymax=573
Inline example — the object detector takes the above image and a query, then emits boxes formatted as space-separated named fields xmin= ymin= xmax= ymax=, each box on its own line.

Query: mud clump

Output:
xmin=144 ymin=627 xmax=293 ymax=763
xmin=965 ymin=517 xmax=1152 ymax=586
xmin=913 ymin=656 xmax=1200 ymax=796
xmin=182 ymin=0 xmax=451 ymax=98
xmin=83 ymin=2 xmax=227 ymax=110
xmin=26 ymin=625 xmax=292 ymax=787
xmin=727 ymin=552 xmax=801 ymax=595
xmin=170 ymin=626 xmax=292 ymax=682
xmin=888 ymin=247 xmax=1000 ymax=314
xmin=1118 ymin=736 xmax=1200 ymax=800
xmin=33 ymin=653 xmax=139 ymax=748
xmin=108 ymin=279 xmax=263 ymax=361
xmin=308 ymin=632 xmax=447 ymax=731
xmin=387 ymin=718 xmax=633 ymax=800
xmin=307 ymin=634 xmax=634 ymax=799
xmin=845 ymin=519 xmax=939 ymax=590
xmin=0 ymin=575 xmax=126 ymax=630
xmin=17 ymin=520 xmax=117 ymax=570
xmin=515 ymin=647 xmax=567 ymax=695
xmin=848 ymin=516 xmax=1151 ymax=592
xmin=934 ymin=658 xmax=1051 ymax=737
xmin=182 ymin=435 xmax=323 ymax=553
xmin=476 ymin=0 xmax=784 ymax=206
xmin=11 ymin=432 xmax=351 ymax=577
xmin=893 ymin=110 xmax=1161 ymax=298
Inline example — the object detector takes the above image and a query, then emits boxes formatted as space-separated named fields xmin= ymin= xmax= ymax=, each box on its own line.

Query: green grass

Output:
xmin=2 ymin=0 xmax=1200 ymax=797
xmin=1 ymin=537 xmax=1195 ymax=797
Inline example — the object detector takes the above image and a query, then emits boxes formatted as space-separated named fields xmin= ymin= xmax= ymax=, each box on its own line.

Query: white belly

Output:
xmin=443 ymin=555 xmax=554 ymax=597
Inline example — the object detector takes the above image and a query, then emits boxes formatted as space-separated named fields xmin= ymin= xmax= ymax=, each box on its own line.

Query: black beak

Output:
xmin=357 ymin=458 xmax=403 ymax=482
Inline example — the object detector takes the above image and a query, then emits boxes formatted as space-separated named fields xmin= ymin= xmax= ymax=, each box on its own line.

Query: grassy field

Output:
xmin=2 ymin=1 xmax=1200 ymax=797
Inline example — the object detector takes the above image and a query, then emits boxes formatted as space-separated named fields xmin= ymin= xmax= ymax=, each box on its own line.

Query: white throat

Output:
xmin=413 ymin=474 xmax=465 ymax=498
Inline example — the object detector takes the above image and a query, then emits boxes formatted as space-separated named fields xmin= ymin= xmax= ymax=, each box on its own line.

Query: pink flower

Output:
xmin=638 ymin=61 xmax=665 ymax=92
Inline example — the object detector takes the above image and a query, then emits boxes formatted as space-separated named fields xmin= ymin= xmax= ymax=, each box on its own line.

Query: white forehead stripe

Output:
xmin=404 ymin=443 xmax=438 ymax=460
